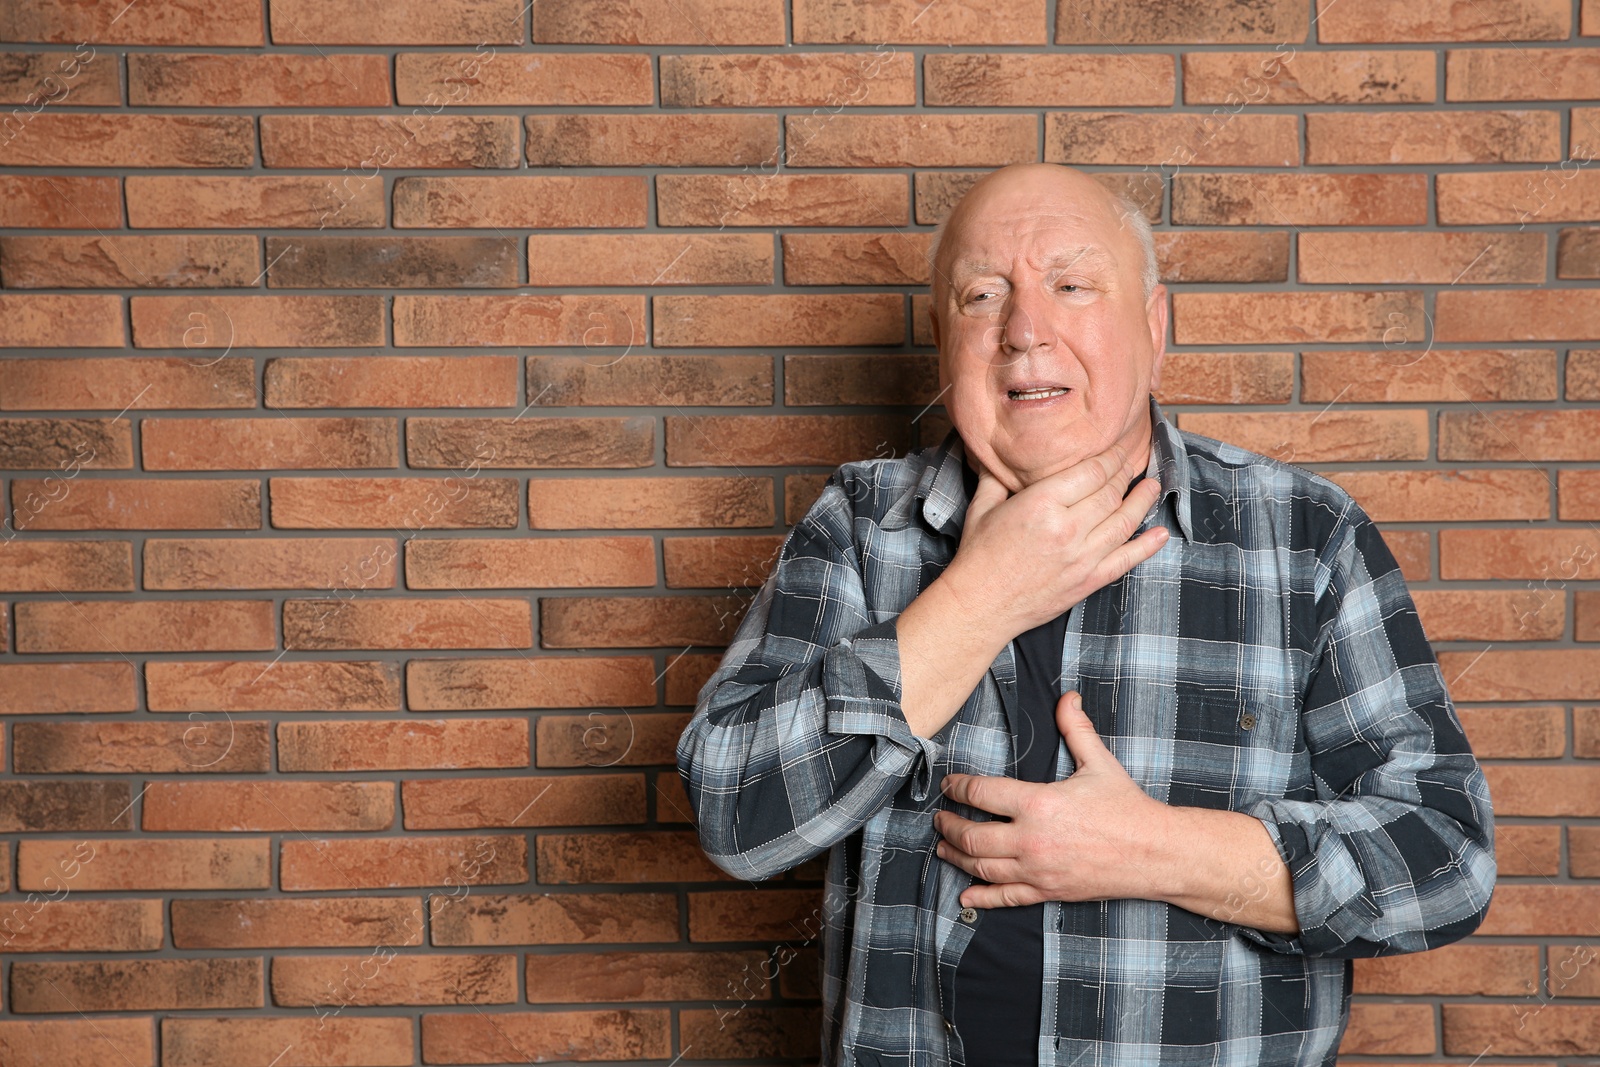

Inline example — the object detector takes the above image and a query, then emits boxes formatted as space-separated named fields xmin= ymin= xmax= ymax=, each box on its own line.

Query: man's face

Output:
xmin=929 ymin=169 xmax=1168 ymax=494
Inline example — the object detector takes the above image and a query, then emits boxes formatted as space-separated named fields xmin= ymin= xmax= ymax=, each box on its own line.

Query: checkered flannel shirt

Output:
xmin=676 ymin=394 xmax=1496 ymax=1067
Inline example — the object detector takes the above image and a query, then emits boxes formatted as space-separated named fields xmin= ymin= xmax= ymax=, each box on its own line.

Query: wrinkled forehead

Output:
xmin=944 ymin=208 xmax=1129 ymax=283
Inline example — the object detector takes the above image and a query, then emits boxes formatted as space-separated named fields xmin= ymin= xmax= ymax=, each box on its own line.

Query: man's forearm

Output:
xmin=1146 ymin=805 xmax=1300 ymax=934
xmin=896 ymin=574 xmax=1012 ymax=740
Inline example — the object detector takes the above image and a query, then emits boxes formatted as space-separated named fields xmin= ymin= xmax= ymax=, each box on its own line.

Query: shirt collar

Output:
xmin=904 ymin=393 xmax=1196 ymax=543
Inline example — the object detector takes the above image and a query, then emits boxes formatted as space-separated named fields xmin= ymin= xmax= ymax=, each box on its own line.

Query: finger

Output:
xmin=935 ymin=837 xmax=1025 ymax=886
xmin=935 ymin=808 xmax=1020 ymax=860
xmin=966 ymin=459 xmax=1010 ymax=518
xmin=940 ymin=772 xmax=1029 ymax=819
xmin=1054 ymin=691 xmax=1111 ymax=768
xmin=1018 ymin=442 xmax=1133 ymax=511
xmin=960 ymin=881 xmax=1048 ymax=909
xmin=1083 ymin=472 xmax=1165 ymax=557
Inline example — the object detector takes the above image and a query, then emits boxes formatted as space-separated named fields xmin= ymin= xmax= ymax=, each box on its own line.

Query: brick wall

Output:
xmin=1 ymin=0 xmax=1598 ymax=1062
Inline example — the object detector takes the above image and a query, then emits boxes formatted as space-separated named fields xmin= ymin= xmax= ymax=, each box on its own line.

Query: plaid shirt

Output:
xmin=676 ymin=394 xmax=1496 ymax=1067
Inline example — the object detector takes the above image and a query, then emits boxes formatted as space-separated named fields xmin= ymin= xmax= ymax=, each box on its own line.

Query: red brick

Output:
xmin=1439 ymin=529 xmax=1600 ymax=580
xmin=261 ymin=114 xmax=520 ymax=169
xmin=528 ymin=475 xmax=772 ymax=530
xmin=533 ymin=0 xmax=784 ymax=44
xmin=393 ymin=294 xmax=644 ymax=347
xmin=784 ymin=354 xmax=939 ymax=406
xmin=15 ymin=599 xmax=272 ymax=654
xmin=526 ymin=114 xmax=777 ymax=166
xmin=9 ymin=958 xmax=262 ymax=1013
xmin=527 ymin=949 xmax=766 ymax=1002
xmin=657 ymin=172 xmax=909 ymax=227
xmin=1482 ymin=765 xmax=1600 ymax=816
xmin=1572 ymin=828 xmax=1600 ymax=877
xmin=0 ymin=294 xmax=123 ymax=347
xmin=1353 ymin=943 xmax=1538 ymax=996
xmin=1448 ymin=47 xmax=1600 ymax=101
xmin=1441 ymin=409 xmax=1600 ymax=459
xmin=1444 ymin=1004 xmax=1600 ymax=1057
xmin=11 ymin=720 xmax=270 ymax=774
xmin=268 ymin=236 xmax=519 ymax=289
xmin=0 ymin=0 xmax=262 ymax=44
xmin=1497 ymin=823 xmax=1562 ymax=875
xmin=688 ymin=888 xmax=828 ymax=941
xmin=1561 ymin=228 xmax=1600 ymax=279
xmin=1302 ymin=348 xmax=1558 ymax=402
xmin=926 ymin=53 xmax=1171 ymax=106
xmin=541 ymin=595 xmax=748 ymax=648
xmin=267 ymin=356 xmax=517 ymax=409
xmin=788 ymin=113 xmax=1035 ymax=167
xmin=1309 ymin=109 xmax=1561 ymax=163
xmin=1057 ymin=0 xmax=1307 ymax=43
xmin=536 ymin=712 xmax=693 ymax=769
xmin=131 ymin=53 xmax=391 ymax=106
xmin=797 ymin=0 xmax=1044 ymax=43
xmin=401 ymin=775 xmax=646 ymax=828
xmin=529 ymin=233 xmax=772 ymax=286
xmin=665 ymin=535 xmax=786 ymax=589
xmin=270 ymin=0 xmax=526 ymax=44
xmin=8 ymin=477 xmax=250 ymax=530
xmin=393 ymin=175 xmax=647 ymax=228
xmin=0 ymin=175 xmax=121 ymax=228
xmin=0 ymin=780 xmax=131 ymax=832
xmin=654 ymin=293 xmax=902 ymax=347
xmin=278 ymin=719 xmax=530 ymax=772
xmin=18 ymin=838 xmax=269 ymax=891
xmin=283 ymin=596 xmax=532 ymax=651
xmin=1439 ymin=650 xmax=1600 ymax=702
xmin=421 ymin=1010 xmax=670 ymax=1063
xmin=1320 ymin=469 xmax=1549 ymax=522
xmin=407 ymin=416 xmax=652 ymax=469
xmin=406 ymin=536 xmax=655 ymax=590
xmin=271 ymin=954 xmax=516 ymax=1007
xmin=1177 ymin=410 xmax=1428 ymax=462
xmin=1173 ymin=291 xmax=1423 ymax=345
xmin=172 ymin=897 xmax=424 ymax=949
xmin=0 ymin=356 xmax=254 ymax=412
xmin=1437 ymin=169 xmax=1600 ymax=225
xmin=1383 ymin=529 xmax=1430 ymax=584
xmin=162 ymin=1017 xmax=413 ymax=1067
xmin=409 ymin=656 xmax=656 ymax=711
xmin=269 ymin=476 xmax=520 ymax=530
xmin=1152 ymin=352 xmax=1293 ymax=405
xmin=126 ymin=175 xmax=383 ymax=228
xmin=1415 ymin=589 xmax=1562 ymax=640
xmin=1438 ymin=289 xmax=1600 ymax=342
xmin=656 ymin=771 xmax=694 ymax=825
xmin=666 ymin=414 xmax=911 ymax=467
xmin=663 ymin=51 xmax=914 ymax=107
xmin=146 ymin=660 xmax=402 ymax=713
xmin=0 ymin=539 xmax=133 ymax=591
xmin=1049 ymin=112 xmax=1299 ymax=166
xmin=0 ymin=898 xmax=163 ymax=952
xmin=0 ymin=114 xmax=253 ymax=167
xmin=1184 ymin=50 xmax=1435 ymax=105
xmin=681 ymin=1006 xmax=822 ymax=1059
xmin=1457 ymin=706 xmax=1566 ymax=759
xmin=0 ymin=1019 xmax=154 ymax=1065
xmin=1317 ymin=0 xmax=1569 ymax=41
xmin=0 ymin=416 xmax=130 ymax=469
xmin=280 ymin=834 xmax=527 ymax=892
xmin=1336 ymin=1003 xmax=1436 ymax=1055
xmin=142 ymin=417 xmax=396 ymax=471
xmin=1155 ymin=232 xmax=1289 ymax=283
xmin=397 ymin=52 xmax=652 ymax=106
xmin=1298 ymin=231 xmax=1544 ymax=284
xmin=537 ymin=831 xmax=735 ymax=883
xmin=786 ymin=472 xmax=835 ymax=524
xmin=431 ymin=892 xmax=680 ymax=946
xmin=1565 ymin=469 xmax=1600 ymax=518
xmin=1 ymin=233 xmax=262 ymax=291
xmin=143 ymin=781 xmax=394 ymax=833
xmin=782 ymin=232 xmax=929 ymax=286
xmin=145 ymin=537 xmax=398 ymax=591
xmin=1588 ymin=0 xmax=1599 ymax=34
xmin=0 ymin=662 xmax=135 ymax=714
xmin=0 ymin=50 xmax=119 ymax=106
xmin=1173 ymin=173 xmax=1428 ymax=226
xmin=528 ymin=351 xmax=771 ymax=406
xmin=131 ymin=295 xmax=383 ymax=349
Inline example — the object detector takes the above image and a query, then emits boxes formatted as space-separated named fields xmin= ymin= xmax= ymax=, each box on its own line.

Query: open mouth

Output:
xmin=1007 ymin=386 xmax=1070 ymax=401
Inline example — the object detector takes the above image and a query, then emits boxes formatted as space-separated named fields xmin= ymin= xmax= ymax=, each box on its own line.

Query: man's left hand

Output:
xmin=934 ymin=689 xmax=1172 ymax=909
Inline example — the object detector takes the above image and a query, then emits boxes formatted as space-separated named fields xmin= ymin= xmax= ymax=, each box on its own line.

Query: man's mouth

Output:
xmin=1007 ymin=385 xmax=1070 ymax=401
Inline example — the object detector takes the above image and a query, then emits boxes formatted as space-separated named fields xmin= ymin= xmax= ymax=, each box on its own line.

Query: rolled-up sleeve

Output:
xmin=675 ymin=475 xmax=944 ymax=882
xmin=1238 ymin=501 xmax=1496 ymax=958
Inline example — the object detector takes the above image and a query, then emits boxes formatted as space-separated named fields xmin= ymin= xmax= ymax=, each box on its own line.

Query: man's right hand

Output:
xmin=939 ymin=442 xmax=1170 ymax=644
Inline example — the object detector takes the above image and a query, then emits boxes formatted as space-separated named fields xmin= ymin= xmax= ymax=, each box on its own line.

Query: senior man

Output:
xmin=676 ymin=163 xmax=1495 ymax=1067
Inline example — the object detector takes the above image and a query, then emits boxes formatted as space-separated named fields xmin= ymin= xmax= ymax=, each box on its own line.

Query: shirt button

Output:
xmin=1239 ymin=712 xmax=1257 ymax=730
xmin=959 ymin=907 xmax=978 ymax=923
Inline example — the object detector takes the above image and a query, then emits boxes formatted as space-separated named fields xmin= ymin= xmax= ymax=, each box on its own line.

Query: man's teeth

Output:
xmin=1009 ymin=387 xmax=1069 ymax=399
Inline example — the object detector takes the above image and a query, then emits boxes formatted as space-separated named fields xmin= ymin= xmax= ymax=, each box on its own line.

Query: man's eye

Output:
xmin=1059 ymin=284 xmax=1081 ymax=293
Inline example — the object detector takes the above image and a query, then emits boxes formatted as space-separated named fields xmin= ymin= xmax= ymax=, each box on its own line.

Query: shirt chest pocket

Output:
xmin=1165 ymin=687 xmax=1297 ymax=810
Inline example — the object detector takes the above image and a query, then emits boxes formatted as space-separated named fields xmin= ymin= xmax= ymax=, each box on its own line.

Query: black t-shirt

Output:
xmin=947 ymin=456 xmax=1147 ymax=1065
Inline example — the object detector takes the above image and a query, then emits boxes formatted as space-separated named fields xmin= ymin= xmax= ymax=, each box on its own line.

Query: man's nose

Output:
xmin=995 ymin=286 xmax=1055 ymax=360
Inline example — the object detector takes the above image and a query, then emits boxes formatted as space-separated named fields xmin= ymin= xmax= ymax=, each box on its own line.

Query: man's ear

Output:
xmin=1146 ymin=283 xmax=1168 ymax=392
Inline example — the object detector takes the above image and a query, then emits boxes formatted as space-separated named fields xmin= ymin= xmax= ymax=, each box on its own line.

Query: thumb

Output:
xmin=967 ymin=459 xmax=1009 ymax=520
xmin=1055 ymin=691 xmax=1108 ymax=768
